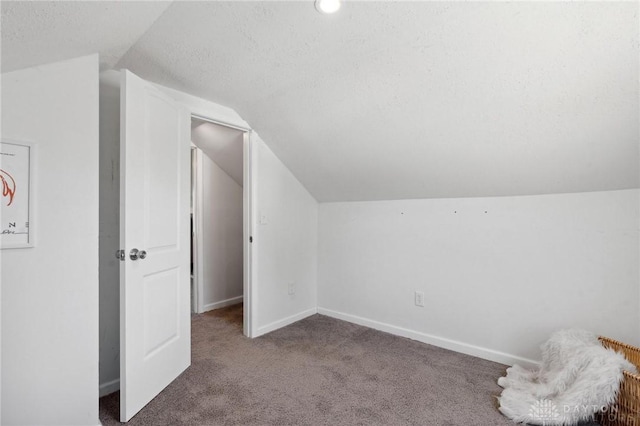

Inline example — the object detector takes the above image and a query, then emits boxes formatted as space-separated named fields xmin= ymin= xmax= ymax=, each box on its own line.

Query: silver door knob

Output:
xmin=129 ymin=248 xmax=140 ymax=260
xmin=129 ymin=248 xmax=148 ymax=260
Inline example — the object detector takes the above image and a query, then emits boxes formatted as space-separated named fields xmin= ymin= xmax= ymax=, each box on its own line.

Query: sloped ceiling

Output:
xmin=0 ymin=1 xmax=171 ymax=72
xmin=191 ymin=118 xmax=244 ymax=187
xmin=2 ymin=1 xmax=638 ymax=202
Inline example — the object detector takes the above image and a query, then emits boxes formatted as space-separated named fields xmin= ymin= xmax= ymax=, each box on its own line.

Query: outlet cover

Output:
xmin=414 ymin=291 xmax=425 ymax=307
xmin=288 ymin=281 xmax=296 ymax=295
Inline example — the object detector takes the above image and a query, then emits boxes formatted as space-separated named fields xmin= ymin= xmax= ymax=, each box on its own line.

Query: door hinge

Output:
xmin=250 ymin=236 xmax=253 ymax=243
xmin=115 ymin=249 xmax=125 ymax=261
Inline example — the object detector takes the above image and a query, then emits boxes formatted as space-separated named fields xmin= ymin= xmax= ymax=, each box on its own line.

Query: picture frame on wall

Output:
xmin=1 ymin=140 xmax=36 ymax=249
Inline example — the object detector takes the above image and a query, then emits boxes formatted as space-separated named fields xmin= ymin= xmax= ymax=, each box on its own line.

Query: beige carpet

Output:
xmin=99 ymin=305 xmax=597 ymax=425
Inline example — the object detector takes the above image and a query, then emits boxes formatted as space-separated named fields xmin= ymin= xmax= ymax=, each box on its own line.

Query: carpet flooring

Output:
xmin=99 ymin=306 xmax=598 ymax=425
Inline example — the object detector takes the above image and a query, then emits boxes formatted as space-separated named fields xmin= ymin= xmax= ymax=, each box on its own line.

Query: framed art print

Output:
xmin=1 ymin=140 xmax=36 ymax=249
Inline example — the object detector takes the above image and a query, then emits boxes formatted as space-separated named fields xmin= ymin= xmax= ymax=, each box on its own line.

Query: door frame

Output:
xmin=187 ymin=112 xmax=257 ymax=338
xmin=190 ymin=146 xmax=203 ymax=315
xmin=242 ymin=130 xmax=257 ymax=338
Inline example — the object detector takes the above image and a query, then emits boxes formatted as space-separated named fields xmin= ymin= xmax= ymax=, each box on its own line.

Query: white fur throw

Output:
xmin=497 ymin=329 xmax=636 ymax=425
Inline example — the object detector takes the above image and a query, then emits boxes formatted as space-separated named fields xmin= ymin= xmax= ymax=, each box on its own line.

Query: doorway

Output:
xmin=98 ymin=69 xmax=257 ymax=422
xmin=190 ymin=117 xmax=246 ymax=329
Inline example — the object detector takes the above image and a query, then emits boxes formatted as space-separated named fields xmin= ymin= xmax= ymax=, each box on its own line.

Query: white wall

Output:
xmin=1 ymin=55 xmax=100 ymax=425
xmin=254 ymin=135 xmax=319 ymax=335
xmin=98 ymin=71 xmax=121 ymax=396
xmin=318 ymin=189 xmax=640 ymax=366
xmin=199 ymin=150 xmax=244 ymax=310
xmin=158 ymin=83 xmax=321 ymax=335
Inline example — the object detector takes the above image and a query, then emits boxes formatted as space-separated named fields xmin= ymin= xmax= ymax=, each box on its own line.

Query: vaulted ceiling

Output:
xmin=2 ymin=1 xmax=638 ymax=202
xmin=191 ymin=118 xmax=245 ymax=187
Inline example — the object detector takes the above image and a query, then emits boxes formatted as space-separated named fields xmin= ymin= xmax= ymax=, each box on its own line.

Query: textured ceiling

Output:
xmin=0 ymin=1 xmax=171 ymax=72
xmin=3 ymin=1 xmax=638 ymax=202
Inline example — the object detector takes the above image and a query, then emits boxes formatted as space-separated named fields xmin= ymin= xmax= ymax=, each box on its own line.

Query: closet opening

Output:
xmin=190 ymin=117 xmax=246 ymax=331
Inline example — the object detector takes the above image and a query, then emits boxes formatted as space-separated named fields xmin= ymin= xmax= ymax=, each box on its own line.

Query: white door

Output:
xmin=119 ymin=70 xmax=191 ymax=422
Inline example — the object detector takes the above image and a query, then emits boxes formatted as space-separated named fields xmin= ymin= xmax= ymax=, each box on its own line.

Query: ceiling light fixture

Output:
xmin=315 ymin=0 xmax=341 ymax=14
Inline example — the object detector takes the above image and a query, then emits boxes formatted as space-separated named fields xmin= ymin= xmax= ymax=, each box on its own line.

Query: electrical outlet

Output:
xmin=288 ymin=281 xmax=296 ymax=295
xmin=414 ymin=291 xmax=425 ymax=307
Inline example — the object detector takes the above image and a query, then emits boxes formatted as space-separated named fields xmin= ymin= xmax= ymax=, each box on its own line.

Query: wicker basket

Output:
xmin=597 ymin=337 xmax=640 ymax=426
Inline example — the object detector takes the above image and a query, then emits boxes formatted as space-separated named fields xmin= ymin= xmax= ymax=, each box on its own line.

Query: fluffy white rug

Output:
xmin=497 ymin=329 xmax=636 ymax=425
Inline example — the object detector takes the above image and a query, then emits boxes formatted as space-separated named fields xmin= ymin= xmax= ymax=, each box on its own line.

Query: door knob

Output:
xmin=130 ymin=248 xmax=139 ymax=260
xmin=129 ymin=248 xmax=148 ymax=260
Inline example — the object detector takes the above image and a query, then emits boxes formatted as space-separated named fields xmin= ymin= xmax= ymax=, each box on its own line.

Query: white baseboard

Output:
xmin=202 ymin=296 xmax=243 ymax=313
xmin=255 ymin=307 xmax=318 ymax=337
xmin=317 ymin=307 xmax=540 ymax=369
xmin=99 ymin=378 xmax=120 ymax=397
